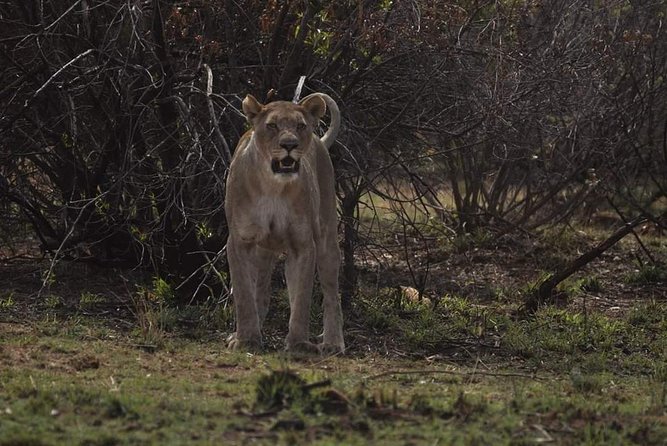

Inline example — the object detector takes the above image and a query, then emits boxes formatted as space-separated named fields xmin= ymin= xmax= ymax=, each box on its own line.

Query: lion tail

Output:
xmin=300 ymin=93 xmax=340 ymax=150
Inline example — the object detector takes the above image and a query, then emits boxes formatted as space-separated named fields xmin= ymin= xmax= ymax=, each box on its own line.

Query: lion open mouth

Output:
xmin=271 ymin=156 xmax=300 ymax=174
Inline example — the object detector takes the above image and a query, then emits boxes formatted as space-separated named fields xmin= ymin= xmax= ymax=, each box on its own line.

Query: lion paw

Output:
xmin=318 ymin=342 xmax=345 ymax=356
xmin=285 ymin=340 xmax=320 ymax=356
xmin=227 ymin=332 xmax=262 ymax=352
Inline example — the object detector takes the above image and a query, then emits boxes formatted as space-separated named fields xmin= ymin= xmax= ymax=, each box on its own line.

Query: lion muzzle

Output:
xmin=271 ymin=156 xmax=300 ymax=174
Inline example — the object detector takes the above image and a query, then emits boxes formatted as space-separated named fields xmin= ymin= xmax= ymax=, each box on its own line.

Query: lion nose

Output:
xmin=280 ymin=141 xmax=299 ymax=152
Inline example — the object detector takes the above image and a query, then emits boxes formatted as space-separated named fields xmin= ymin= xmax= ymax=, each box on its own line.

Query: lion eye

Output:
xmin=297 ymin=123 xmax=306 ymax=131
xmin=266 ymin=123 xmax=278 ymax=130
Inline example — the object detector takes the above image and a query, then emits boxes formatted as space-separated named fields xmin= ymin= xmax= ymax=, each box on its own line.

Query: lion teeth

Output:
xmin=271 ymin=158 xmax=299 ymax=174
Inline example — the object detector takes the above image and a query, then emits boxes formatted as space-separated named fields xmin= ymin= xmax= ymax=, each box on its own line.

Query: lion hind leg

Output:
xmin=317 ymin=237 xmax=345 ymax=354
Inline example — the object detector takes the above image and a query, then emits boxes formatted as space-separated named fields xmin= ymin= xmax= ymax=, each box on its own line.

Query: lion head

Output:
xmin=242 ymin=94 xmax=327 ymax=178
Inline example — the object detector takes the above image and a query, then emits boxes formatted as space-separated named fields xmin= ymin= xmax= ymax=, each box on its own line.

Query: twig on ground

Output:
xmin=365 ymin=369 xmax=543 ymax=381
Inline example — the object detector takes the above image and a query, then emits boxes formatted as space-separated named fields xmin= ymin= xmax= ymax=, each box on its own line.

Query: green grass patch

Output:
xmin=1 ymin=298 xmax=667 ymax=444
xmin=354 ymin=290 xmax=507 ymax=353
xmin=502 ymin=304 xmax=667 ymax=377
xmin=625 ymin=264 xmax=667 ymax=284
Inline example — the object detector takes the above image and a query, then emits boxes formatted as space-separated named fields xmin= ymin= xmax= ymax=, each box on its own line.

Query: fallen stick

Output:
xmin=366 ymin=369 xmax=543 ymax=381
xmin=522 ymin=215 xmax=647 ymax=314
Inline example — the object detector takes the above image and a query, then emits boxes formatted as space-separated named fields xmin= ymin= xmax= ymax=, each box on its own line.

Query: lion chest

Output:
xmin=257 ymin=195 xmax=291 ymax=235
xmin=236 ymin=195 xmax=310 ymax=252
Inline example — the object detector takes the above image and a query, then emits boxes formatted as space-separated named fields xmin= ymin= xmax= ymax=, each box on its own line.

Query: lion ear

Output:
xmin=242 ymin=95 xmax=263 ymax=123
xmin=300 ymin=95 xmax=326 ymax=120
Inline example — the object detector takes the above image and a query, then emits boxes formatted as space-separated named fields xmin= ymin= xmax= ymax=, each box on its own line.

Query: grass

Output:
xmin=625 ymin=264 xmax=667 ymax=284
xmin=0 ymin=323 xmax=257 ymax=445
xmin=2 ymin=294 xmax=667 ymax=445
xmin=354 ymin=290 xmax=507 ymax=353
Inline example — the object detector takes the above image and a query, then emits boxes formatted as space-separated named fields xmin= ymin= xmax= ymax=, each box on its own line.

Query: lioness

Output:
xmin=224 ymin=92 xmax=345 ymax=354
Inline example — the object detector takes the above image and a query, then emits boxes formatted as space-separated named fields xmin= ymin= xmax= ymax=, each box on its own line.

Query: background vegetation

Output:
xmin=1 ymin=0 xmax=666 ymax=304
xmin=1 ymin=1 xmax=667 ymax=443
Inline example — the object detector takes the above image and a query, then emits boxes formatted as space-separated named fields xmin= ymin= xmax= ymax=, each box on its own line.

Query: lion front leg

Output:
xmin=227 ymin=237 xmax=262 ymax=351
xmin=255 ymin=248 xmax=278 ymax=327
xmin=284 ymin=241 xmax=317 ymax=354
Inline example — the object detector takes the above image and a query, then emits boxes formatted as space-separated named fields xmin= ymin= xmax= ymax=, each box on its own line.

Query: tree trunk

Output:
xmin=340 ymin=191 xmax=358 ymax=311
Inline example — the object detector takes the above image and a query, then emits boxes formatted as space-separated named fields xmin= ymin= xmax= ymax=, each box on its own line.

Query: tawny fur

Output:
xmin=225 ymin=93 xmax=345 ymax=354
